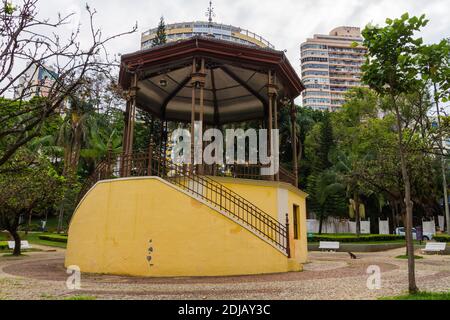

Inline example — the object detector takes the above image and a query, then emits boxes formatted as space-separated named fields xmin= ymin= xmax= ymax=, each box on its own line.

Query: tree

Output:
xmin=306 ymin=169 xmax=347 ymax=234
xmin=332 ymin=88 xmax=379 ymax=236
xmin=0 ymin=0 xmax=137 ymax=167
xmin=333 ymin=151 xmax=367 ymax=236
xmin=152 ymin=16 xmax=167 ymax=47
xmin=418 ymin=41 xmax=450 ymax=234
xmin=315 ymin=112 xmax=334 ymax=171
xmin=361 ymin=13 xmax=428 ymax=293
xmin=0 ymin=152 xmax=65 ymax=255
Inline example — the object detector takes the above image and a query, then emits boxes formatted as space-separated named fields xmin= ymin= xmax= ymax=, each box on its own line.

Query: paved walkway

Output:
xmin=1 ymin=247 xmax=449 ymax=300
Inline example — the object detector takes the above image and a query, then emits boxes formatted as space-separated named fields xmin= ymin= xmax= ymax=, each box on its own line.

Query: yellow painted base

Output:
xmin=65 ymin=177 xmax=307 ymax=277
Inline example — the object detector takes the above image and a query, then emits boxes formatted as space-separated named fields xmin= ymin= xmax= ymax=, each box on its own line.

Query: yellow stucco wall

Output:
xmin=66 ymin=177 xmax=306 ymax=277
xmin=288 ymin=189 xmax=308 ymax=264
xmin=210 ymin=177 xmax=308 ymax=264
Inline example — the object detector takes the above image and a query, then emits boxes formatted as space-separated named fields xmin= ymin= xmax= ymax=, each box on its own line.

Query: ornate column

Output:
xmin=190 ymin=58 xmax=197 ymax=173
xmin=122 ymin=73 xmax=138 ymax=177
xmin=267 ymin=71 xmax=278 ymax=181
xmin=191 ymin=58 xmax=207 ymax=175
xmin=290 ymin=99 xmax=298 ymax=187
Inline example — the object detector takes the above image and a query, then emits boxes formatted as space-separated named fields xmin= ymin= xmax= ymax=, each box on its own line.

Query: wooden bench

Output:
xmin=319 ymin=241 xmax=340 ymax=252
xmin=422 ymin=242 xmax=446 ymax=254
xmin=7 ymin=241 xmax=32 ymax=250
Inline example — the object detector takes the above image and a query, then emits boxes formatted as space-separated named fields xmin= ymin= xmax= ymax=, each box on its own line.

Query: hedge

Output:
xmin=433 ymin=234 xmax=450 ymax=243
xmin=0 ymin=241 xmax=8 ymax=250
xmin=38 ymin=234 xmax=68 ymax=243
xmin=308 ymin=234 xmax=405 ymax=243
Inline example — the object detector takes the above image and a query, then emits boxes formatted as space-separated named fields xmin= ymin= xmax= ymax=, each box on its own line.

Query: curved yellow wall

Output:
xmin=66 ymin=177 xmax=302 ymax=277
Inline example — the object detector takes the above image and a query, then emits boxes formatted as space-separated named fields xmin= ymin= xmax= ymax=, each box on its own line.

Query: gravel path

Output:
xmin=1 ymin=247 xmax=449 ymax=300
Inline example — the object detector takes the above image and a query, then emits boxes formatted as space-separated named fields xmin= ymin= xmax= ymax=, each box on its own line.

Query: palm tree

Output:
xmin=307 ymin=169 xmax=347 ymax=234
xmin=334 ymin=150 xmax=368 ymax=236
xmin=58 ymin=98 xmax=94 ymax=176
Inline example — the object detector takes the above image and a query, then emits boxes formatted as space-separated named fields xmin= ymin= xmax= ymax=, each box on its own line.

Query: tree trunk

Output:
xmin=318 ymin=216 xmax=324 ymax=235
xmin=433 ymin=83 xmax=450 ymax=235
xmin=25 ymin=210 xmax=32 ymax=235
xmin=354 ymin=193 xmax=361 ymax=237
xmin=56 ymin=204 xmax=64 ymax=234
xmin=9 ymin=229 xmax=21 ymax=256
xmin=391 ymin=203 xmax=397 ymax=232
xmin=394 ymin=103 xmax=418 ymax=294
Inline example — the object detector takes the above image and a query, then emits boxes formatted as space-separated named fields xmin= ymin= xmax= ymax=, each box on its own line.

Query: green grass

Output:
xmin=0 ymin=241 xmax=7 ymax=250
xmin=21 ymin=232 xmax=67 ymax=248
xmin=64 ymin=295 xmax=96 ymax=300
xmin=0 ymin=232 xmax=67 ymax=249
xmin=395 ymin=255 xmax=423 ymax=260
xmin=381 ymin=291 xmax=450 ymax=300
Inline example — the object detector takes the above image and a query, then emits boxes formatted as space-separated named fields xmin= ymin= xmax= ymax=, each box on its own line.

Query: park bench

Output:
xmin=7 ymin=241 xmax=32 ymax=250
xmin=422 ymin=242 xmax=446 ymax=254
xmin=318 ymin=241 xmax=340 ymax=252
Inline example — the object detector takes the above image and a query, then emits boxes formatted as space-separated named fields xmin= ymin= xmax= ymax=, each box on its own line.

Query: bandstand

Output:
xmin=65 ymin=36 xmax=309 ymax=277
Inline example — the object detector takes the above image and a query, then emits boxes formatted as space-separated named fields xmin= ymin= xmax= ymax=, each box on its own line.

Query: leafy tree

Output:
xmin=315 ymin=112 xmax=334 ymax=171
xmin=332 ymin=88 xmax=380 ymax=236
xmin=152 ymin=16 xmax=167 ymax=47
xmin=361 ymin=13 xmax=429 ymax=293
xmin=279 ymin=105 xmax=321 ymax=189
xmin=418 ymin=41 xmax=450 ymax=234
xmin=0 ymin=152 xmax=66 ymax=255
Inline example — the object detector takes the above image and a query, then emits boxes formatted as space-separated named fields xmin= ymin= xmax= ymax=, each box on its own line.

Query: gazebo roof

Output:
xmin=119 ymin=36 xmax=304 ymax=125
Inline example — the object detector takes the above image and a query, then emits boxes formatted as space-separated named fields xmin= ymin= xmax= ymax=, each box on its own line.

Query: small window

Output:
xmin=293 ymin=205 xmax=300 ymax=240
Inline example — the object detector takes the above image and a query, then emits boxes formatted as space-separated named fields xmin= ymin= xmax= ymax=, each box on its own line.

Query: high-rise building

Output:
xmin=15 ymin=62 xmax=58 ymax=100
xmin=300 ymin=26 xmax=367 ymax=111
xmin=141 ymin=21 xmax=274 ymax=50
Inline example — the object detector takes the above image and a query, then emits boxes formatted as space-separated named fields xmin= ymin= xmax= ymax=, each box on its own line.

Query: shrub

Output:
xmin=18 ymin=224 xmax=42 ymax=232
xmin=38 ymin=234 xmax=68 ymax=243
xmin=309 ymin=234 xmax=405 ymax=243
xmin=0 ymin=241 xmax=8 ymax=250
xmin=433 ymin=234 xmax=450 ymax=243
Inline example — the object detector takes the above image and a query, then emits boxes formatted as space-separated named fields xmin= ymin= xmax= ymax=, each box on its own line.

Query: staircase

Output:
xmin=79 ymin=146 xmax=290 ymax=256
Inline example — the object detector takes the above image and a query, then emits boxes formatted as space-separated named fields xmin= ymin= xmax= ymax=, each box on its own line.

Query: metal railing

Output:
xmin=79 ymin=146 xmax=290 ymax=255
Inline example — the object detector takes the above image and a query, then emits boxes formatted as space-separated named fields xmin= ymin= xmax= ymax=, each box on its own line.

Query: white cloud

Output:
xmin=15 ymin=0 xmax=450 ymax=80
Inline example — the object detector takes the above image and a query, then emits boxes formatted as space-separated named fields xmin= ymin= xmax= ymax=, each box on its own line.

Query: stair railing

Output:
xmin=79 ymin=145 xmax=290 ymax=254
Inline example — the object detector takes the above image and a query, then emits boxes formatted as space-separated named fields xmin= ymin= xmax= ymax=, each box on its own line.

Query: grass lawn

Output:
xmin=395 ymin=255 xmax=424 ymax=259
xmin=0 ymin=231 xmax=67 ymax=249
xmin=23 ymin=233 xmax=67 ymax=248
xmin=381 ymin=291 xmax=450 ymax=300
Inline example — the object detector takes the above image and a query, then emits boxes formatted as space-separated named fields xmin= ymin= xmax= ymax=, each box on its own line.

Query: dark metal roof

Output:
xmin=119 ymin=36 xmax=304 ymax=125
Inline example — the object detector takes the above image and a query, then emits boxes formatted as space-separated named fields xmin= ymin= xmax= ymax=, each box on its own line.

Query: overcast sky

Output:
xmin=34 ymin=0 xmax=449 ymax=76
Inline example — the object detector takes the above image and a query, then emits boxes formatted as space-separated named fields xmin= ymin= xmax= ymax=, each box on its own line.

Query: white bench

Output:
xmin=319 ymin=241 xmax=340 ymax=252
xmin=7 ymin=241 xmax=32 ymax=250
xmin=422 ymin=242 xmax=446 ymax=254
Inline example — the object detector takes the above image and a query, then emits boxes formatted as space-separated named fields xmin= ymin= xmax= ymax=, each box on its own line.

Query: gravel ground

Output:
xmin=0 ymin=245 xmax=449 ymax=300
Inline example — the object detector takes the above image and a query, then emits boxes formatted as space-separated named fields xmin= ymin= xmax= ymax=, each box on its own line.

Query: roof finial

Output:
xmin=206 ymin=1 xmax=215 ymax=27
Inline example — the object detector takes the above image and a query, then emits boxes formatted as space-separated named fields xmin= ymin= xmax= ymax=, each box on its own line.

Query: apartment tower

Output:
xmin=300 ymin=26 xmax=367 ymax=111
